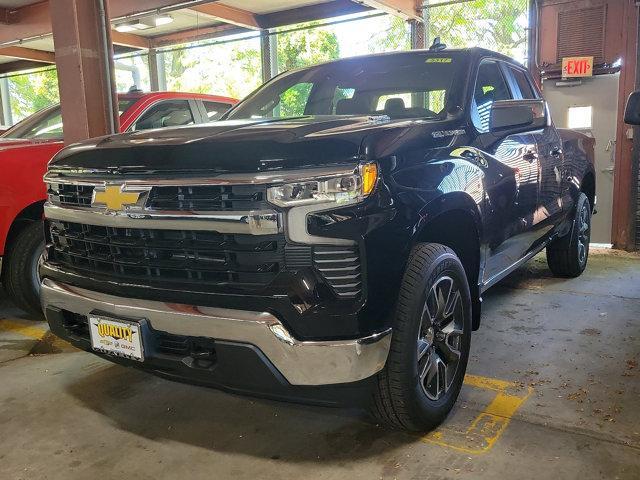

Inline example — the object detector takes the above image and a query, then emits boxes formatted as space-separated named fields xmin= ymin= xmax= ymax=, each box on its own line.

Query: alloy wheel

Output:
xmin=577 ymin=203 xmax=590 ymax=266
xmin=417 ymin=276 xmax=465 ymax=401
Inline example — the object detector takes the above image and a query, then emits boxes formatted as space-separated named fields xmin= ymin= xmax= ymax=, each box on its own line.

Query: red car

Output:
xmin=0 ymin=91 xmax=237 ymax=316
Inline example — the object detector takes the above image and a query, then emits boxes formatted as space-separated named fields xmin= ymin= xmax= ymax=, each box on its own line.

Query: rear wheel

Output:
xmin=547 ymin=193 xmax=591 ymax=278
xmin=370 ymin=243 xmax=472 ymax=431
xmin=3 ymin=221 xmax=45 ymax=319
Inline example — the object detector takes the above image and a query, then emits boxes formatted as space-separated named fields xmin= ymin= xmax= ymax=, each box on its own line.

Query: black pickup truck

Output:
xmin=41 ymin=48 xmax=595 ymax=431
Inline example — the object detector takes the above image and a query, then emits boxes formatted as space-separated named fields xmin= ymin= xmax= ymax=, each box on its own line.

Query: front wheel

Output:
xmin=547 ymin=193 xmax=591 ymax=278
xmin=370 ymin=243 xmax=472 ymax=431
xmin=2 ymin=221 xmax=45 ymax=319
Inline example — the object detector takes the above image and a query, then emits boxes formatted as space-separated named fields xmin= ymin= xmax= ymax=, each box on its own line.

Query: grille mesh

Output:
xmin=48 ymin=183 xmax=94 ymax=208
xmin=48 ymin=220 xmax=284 ymax=289
xmin=146 ymin=185 xmax=269 ymax=211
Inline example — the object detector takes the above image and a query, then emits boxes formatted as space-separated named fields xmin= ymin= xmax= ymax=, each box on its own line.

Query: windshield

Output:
xmin=1 ymin=98 xmax=138 ymax=140
xmin=227 ymin=52 xmax=465 ymax=121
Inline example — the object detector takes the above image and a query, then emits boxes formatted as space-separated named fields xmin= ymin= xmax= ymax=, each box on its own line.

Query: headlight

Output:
xmin=267 ymin=164 xmax=378 ymax=207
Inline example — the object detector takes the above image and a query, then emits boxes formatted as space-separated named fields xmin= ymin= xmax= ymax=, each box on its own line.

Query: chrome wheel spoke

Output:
xmin=422 ymin=351 xmax=446 ymax=400
xmin=417 ymin=338 xmax=430 ymax=362
xmin=432 ymin=277 xmax=453 ymax=320
xmin=439 ymin=323 xmax=462 ymax=364
xmin=417 ymin=275 xmax=465 ymax=402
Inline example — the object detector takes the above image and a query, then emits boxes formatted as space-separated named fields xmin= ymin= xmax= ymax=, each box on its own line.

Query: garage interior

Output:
xmin=0 ymin=1 xmax=639 ymax=479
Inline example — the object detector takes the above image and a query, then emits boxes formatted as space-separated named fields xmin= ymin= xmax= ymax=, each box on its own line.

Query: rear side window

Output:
xmin=472 ymin=61 xmax=513 ymax=133
xmin=133 ymin=100 xmax=195 ymax=131
xmin=509 ymin=67 xmax=537 ymax=99
xmin=203 ymin=101 xmax=233 ymax=121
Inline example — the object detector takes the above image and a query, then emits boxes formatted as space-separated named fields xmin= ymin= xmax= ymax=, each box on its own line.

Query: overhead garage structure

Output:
xmin=0 ymin=0 xmax=424 ymax=141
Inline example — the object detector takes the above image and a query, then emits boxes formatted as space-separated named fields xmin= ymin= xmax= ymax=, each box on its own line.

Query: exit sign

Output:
xmin=562 ymin=56 xmax=594 ymax=78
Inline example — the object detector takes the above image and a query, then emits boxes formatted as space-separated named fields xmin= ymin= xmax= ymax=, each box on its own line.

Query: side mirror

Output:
xmin=624 ymin=91 xmax=640 ymax=125
xmin=490 ymin=99 xmax=547 ymax=132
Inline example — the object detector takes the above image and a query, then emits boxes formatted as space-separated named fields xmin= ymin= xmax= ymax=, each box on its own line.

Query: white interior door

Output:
xmin=542 ymin=73 xmax=620 ymax=245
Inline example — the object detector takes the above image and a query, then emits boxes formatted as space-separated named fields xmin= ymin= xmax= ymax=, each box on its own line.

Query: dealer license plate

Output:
xmin=88 ymin=315 xmax=144 ymax=362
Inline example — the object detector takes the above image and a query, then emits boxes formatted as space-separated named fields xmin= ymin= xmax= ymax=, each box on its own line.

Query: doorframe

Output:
xmin=610 ymin=0 xmax=638 ymax=250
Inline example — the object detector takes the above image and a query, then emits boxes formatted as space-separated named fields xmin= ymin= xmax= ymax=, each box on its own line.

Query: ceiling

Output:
xmin=0 ymin=0 xmax=420 ymax=74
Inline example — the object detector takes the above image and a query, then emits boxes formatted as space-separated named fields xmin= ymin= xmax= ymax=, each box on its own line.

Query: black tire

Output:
xmin=547 ymin=193 xmax=591 ymax=278
xmin=2 ymin=221 xmax=45 ymax=319
xmin=370 ymin=243 xmax=472 ymax=431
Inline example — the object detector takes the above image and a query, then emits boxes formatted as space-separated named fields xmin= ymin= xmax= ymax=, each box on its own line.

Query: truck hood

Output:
xmin=49 ymin=115 xmax=452 ymax=175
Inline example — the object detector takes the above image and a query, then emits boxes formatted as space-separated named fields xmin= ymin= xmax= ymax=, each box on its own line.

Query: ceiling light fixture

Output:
xmin=114 ymin=15 xmax=173 ymax=33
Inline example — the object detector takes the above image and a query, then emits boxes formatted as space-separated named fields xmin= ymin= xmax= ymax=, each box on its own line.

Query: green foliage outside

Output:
xmin=427 ymin=0 xmax=528 ymax=62
xmin=7 ymin=68 xmax=59 ymax=123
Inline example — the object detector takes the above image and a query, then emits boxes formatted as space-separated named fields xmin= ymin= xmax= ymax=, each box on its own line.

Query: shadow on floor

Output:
xmin=66 ymin=363 xmax=415 ymax=462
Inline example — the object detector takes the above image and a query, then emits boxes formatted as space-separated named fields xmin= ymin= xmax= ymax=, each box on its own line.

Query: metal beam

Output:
xmin=0 ymin=46 xmax=55 ymax=63
xmin=0 ymin=0 xmax=200 ymax=45
xmin=111 ymin=31 xmax=150 ymax=49
xmin=352 ymin=0 xmax=422 ymax=21
xmin=190 ymin=3 xmax=261 ymax=30
xmin=258 ymin=0 xmax=371 ymax=29
xmin=0 ymin=7 xmax=19 ymax=24
xmin=0 ymin=60 xmax=47 ymax=74
xmin=150 ymin=24 xmax=245 ymax=48
xmin=50 ymin=0 xmax=119 ymax=143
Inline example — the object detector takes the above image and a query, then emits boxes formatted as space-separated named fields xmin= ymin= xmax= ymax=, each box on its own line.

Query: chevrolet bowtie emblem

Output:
xmin=92 ymin=185 xmax=145 ymax=211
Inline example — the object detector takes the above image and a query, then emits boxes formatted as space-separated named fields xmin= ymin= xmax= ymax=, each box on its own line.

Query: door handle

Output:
xmin=454 ymin=148 xmax=488 ymax=167
xmin=550 ymin=146 xmax=563 ymax=157
xmin=523 ymin=150 xmax=538 ymax=162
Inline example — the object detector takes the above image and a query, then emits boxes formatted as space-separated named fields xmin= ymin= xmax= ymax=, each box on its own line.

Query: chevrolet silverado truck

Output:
xmin=0 ymin=91 xmax=237 ymax=317
xmin=41 ymin=48 xmax=595 ymax=431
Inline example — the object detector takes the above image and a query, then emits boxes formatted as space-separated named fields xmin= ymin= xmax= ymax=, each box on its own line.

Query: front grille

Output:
xmin=48 ymin=220 xmax=284 ymax=289
xmin=46 ymin=183 xmax=268 ymax=212
xmin=48 ymin=183 xmax=94 ymax=208
xmin=313 ymin=245 xmax=362 ymax=298
xmin=146 ymin=185 xmax=269 ymax=211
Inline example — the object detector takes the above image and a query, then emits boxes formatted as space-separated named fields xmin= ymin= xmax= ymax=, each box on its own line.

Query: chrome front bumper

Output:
xmin=40 ymin=279 xmax=391 ymax=386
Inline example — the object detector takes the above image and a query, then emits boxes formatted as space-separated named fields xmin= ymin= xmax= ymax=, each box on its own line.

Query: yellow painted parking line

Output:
xmin=0 ymin=319 xmax=71 ymax=351
xmin=422 ymin=374 xmax=533 ymax=454
xmin=0 ymin=319 xmax=48 ymax=340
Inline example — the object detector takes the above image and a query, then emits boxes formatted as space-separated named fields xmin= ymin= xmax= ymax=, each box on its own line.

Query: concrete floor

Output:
xmin=0 ymin=250 xmax=638 ymax=480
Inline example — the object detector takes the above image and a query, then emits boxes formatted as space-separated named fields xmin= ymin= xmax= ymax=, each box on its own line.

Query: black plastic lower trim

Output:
xmin=46 ymin=306 xmax=376 ymax=407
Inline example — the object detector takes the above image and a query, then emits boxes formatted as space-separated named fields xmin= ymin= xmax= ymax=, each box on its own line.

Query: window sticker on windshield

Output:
xmin=426 ymin=58 xmax=452 ymax=64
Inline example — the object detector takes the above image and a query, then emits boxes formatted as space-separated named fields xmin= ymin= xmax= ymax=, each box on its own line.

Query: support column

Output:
xmin=148 ymin=48 xmax=167 ymax=92
xmin=410 ymin=3 xmax=427 ymax=50
xmin=260 ymin=30 xmax=278 ymax=83
xmin=157 ymin=51 xmax=167 ymax=91
xmin=50 ymin=0 xmax=119 ymax=144
xmin=149 ymin=49 xmax=159 ymax=92
xmin=0 ymin=76 xmax=11 ymax=126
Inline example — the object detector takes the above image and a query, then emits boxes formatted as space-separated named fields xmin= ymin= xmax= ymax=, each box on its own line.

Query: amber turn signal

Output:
xmin=361 ymin=163 xmax=378 ymax=195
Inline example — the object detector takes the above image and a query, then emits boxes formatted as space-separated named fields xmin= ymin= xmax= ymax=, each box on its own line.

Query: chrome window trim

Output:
xmin=41 ymin=279 xmax=391 ymax=386
xmin=44 ymin=203 xmax=282 ymax=235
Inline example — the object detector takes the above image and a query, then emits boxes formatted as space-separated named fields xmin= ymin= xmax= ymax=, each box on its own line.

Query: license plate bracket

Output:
xmin=88 ymin=314 xmax=146 ymax=362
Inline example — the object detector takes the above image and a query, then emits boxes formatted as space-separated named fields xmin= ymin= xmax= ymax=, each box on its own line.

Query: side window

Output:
xmin=18 ymin=109 xmax=63 ymax=139
xmin=133 ymin=100 xmax=195 ymax=131
xmin=472 ymin=61 xmax=512 ymax=133
xmin=203 ymin=101 xmax=233 ymax=121
xmin=508 ymin=67 xmax=537 ymax=99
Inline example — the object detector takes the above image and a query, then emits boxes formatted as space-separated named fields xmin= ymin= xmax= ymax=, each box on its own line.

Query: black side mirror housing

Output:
xmin=490 ymin=99 xmax=547 ymax=133
xmin=624 ymin=91 xmax=640 ymax=125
